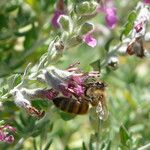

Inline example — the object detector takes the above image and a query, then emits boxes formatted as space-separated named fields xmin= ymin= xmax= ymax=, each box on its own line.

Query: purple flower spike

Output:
xmin=83 ymin=33 xmax=97 ymax=48
xmin=105 ymin=7 xmax=118 ymax=29
xmin=51 ymin=11 xmax=64 ymax=28
xmin=144 ymin=0 xmax=150 ymax=4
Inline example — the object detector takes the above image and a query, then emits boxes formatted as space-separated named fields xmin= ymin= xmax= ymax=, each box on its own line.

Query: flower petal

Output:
xmin=105 ymin=7 xmax=118 ymax=29
xmin=143 ymin=0 xmax=150 ymax=4
xmin=83 ymin=34 xmax=97 ymax=48
xmin=4 ymin=135 xmax=14 ymax=143
xmin=51 ymin=11 xmax=64 ymax=28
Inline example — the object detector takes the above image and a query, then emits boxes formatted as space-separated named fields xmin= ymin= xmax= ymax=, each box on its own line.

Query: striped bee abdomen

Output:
xmin=53 ymin=97 xmax=89 ymax=115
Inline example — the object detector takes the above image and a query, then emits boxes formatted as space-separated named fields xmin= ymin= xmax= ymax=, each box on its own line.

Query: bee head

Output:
xmin=85 ymin=81 xmax=106 ymax=106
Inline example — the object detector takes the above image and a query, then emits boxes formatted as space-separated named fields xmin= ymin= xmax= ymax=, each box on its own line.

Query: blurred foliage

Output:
xmin=0 ymin=0 xmax=150 ymax=150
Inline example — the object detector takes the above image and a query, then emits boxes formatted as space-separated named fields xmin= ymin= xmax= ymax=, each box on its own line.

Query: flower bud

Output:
xmin=107 ymin=56 xmax=119 ymax=70
xmin=58 ymin=15 xmax=73 ymax=32
xmin=11 ymin=89 xmax=45 ymax=119
xmin=47 ymin=39 xmax=64 ymax=63
xmin=65 ymin=35 xmax=83 ymax=49
xmin=76 ymin=1 xmax=98 ymax=16
xmin=11 ymin=88 xmax=31 ymax=108
xmin=79 ymin=22 xmax=94 ymax=35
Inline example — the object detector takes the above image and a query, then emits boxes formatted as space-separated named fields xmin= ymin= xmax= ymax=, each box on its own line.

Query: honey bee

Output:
xmin=52 ymin=81 xmax=108 ymax=120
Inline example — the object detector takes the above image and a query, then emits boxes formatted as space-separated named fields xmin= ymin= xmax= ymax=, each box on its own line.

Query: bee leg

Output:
xmin=67 ymin=62 xmax=80 ymax=69
xmin=80 ymin=95 xmax=93 ymax=103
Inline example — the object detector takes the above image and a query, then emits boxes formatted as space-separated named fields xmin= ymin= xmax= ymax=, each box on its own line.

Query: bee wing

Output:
xmin=96 ymin=101 xmax=109 ymax=121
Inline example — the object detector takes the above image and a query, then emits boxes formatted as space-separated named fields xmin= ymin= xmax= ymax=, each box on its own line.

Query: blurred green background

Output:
xmin=0 ymin=0 xmax=150 ymax=150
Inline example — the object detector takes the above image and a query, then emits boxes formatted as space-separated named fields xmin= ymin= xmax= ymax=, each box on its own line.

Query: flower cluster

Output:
xmin=0 ymin=124 xmax=16 ymax=143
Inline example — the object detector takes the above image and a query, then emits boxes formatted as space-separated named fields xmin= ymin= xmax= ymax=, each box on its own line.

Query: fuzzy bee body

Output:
xmin=52 ymin=81 xmax=108 ymax=120
xmin=53 ymin=97 xmax=89 ymax=114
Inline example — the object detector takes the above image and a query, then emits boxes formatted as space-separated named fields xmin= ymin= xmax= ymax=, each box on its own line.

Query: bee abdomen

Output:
xmin=53 ymin=97 xmax=89 ymax=115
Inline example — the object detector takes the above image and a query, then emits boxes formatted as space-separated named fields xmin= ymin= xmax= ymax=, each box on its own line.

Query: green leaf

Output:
xmin=128 ymin=11 xmax=137 ymax=23
xmin=44 ymin=139 xmax=53 ymax=150
xmin=90 ymin=59 xmax=101 ymax=71
xmin=19 ymin=113 xmax=27 ymax=127
xmin=89 ymin=134 xmax=95 ymax=150
xmin=13 ymin=120 xmax=24 ymax=133
xmin=119 ymin=125 xmax=130 ymax=146
xmin=24 ymin=26 xmax=38 ymax=49
xmin=31 ymin=129 xmax=42 ymax=137
xmin=40 ymin=0 xmax=52 ymax=10
xmin=105 ymin=38 xmax=114 ymax=52
xmin=64 ymin=146 xmax=71 ymax=150
xmin=36 ymin=119 xmax=49 ymax=128
xmin=59 ymin=111 xmax=76 ymax=121
xmin=105 ymin=140 xmax=111 ymax=150
xmin=123 ymin=22 xmax=133 ymax=36
xmin=0 ymin=120 xmax=5 ymax=126
xmin=33 ymin=139 xmax=38 ymax=150
xmin=7 ymin=74 xmax=21 ymax=91
xmin=82 ymin=142 xmax=87 ymax=150
xmin=0 ymin=14 xmax=8 ymax=29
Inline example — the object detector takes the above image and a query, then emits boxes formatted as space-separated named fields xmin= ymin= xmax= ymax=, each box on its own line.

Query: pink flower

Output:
xmin=34 ymin=89 xmax=59 ymax=100
xmin=51 ymin=11 xmax=64 ymax=28
xmin=51 ymin=0 xmax=66 ymax=28
xmin=83 ymin=33 xmax=97 ymax=48
xmin=97 ymin=0 xmax=118 ymax=29
xmin=105 ymin=7 xmax=118 ymax=29
xmin=0 ymin=124 xmax=16 ymax=144
xmin=134 ymin=21 xmax=143 ymax=33
xmin=144 ymin=0 xmax=150 ymax=4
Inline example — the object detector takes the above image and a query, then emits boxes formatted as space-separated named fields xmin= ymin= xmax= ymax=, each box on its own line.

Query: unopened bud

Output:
xmin=55 ymin=40 xmax=64 ymax=51
xmin=65 ymin=35 xmax=82 ymax=49
xmin=47 ymin=39 xmax=64 ymax=63
xmin=58 ymin=15 xmax=73 ymax=32
xmin=79 ymin=22 xmax=94 ymax=35
xmin=11 ymin=88 xmax=45 ymax=119
xmin=11 ymin=88 xmax=31 ymax=108
xmin=76 ymin=1 xmax=98 ymax=16
xmin=107 ymin=56 xmax=119 ymax=70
